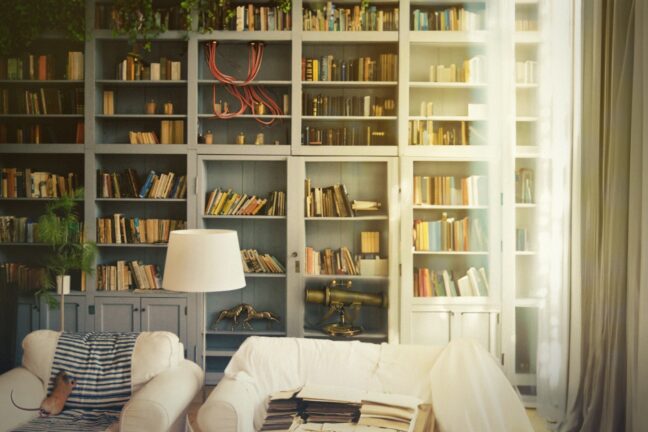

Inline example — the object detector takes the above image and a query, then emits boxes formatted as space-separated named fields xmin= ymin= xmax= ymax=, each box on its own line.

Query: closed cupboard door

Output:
xmin=40 ymin=296 xmax=86 ymax=332
xmin=94 ymin=297 xmax=140 ymax=333
xmin=456 ymin=311 xmax=499 ymax=356
xmin=409 ymin=311 xmax=452 ymax=346
xmin=141 ymin=298 xmax=187 ymax=347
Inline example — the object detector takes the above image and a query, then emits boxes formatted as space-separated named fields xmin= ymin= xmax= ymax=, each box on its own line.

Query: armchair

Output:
xmin=0 ymin=330 xmax=203 ymax=432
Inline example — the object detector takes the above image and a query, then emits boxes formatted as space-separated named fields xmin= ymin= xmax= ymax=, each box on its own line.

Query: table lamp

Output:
xmin=163 ymin=229 xmax=246 ymax=367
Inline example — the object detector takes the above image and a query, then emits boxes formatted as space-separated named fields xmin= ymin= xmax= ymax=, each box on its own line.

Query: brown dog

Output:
xmin=11 ymin=370 xmax=76 ymax=417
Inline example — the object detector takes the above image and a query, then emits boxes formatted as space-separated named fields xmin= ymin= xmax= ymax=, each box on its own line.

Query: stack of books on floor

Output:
xmin=260 ymin=389 xmax=301 ymax=431
xmin=358 ymin=393 xmax=420 ymax=431
xmin=259 ymin=385 xmax=434 ymax=432
xmin=297 ymin=386 xmax=361 ymax=424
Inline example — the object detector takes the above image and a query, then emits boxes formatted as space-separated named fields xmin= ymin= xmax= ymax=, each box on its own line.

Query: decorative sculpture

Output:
xmin=211 ymin=303 xmax=280 ymax=331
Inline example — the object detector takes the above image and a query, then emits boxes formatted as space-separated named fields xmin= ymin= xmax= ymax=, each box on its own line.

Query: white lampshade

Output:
xmin=163 ymin=229 xmax=246 ymax=293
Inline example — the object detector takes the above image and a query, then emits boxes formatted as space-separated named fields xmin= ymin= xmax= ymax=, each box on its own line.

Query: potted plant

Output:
xmin=37 ymin=188 xmax=96 ymax=331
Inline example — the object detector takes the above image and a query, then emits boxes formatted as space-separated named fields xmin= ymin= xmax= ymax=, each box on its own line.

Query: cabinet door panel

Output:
xmin=40 ymin=296 xmax=86 ymax=333
xmin=457 ymin=312 xmax=494 ymax=353
xmin=141 ymin=298 xmax=187 ymax=347
xmin=94 ymin=297 xmax=140 ymax=333
xmin=410 ymin=311 xmax=452 ymax=346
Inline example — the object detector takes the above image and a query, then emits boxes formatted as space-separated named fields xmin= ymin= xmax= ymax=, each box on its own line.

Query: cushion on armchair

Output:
xmin=21 ymin=330 xmax=184 ymax=393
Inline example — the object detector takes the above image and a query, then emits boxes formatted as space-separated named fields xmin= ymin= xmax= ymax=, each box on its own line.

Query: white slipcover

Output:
xmin=198 ymin=337 xmax=533 ymax=432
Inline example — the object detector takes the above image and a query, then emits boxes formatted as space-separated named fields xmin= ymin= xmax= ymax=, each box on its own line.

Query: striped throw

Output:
xmin=12 ymin=332 xmax=139 ymax=432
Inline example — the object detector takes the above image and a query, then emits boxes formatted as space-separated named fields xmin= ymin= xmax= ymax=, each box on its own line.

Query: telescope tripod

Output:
xmin=321 ymin=301 xmax=363 ymax=337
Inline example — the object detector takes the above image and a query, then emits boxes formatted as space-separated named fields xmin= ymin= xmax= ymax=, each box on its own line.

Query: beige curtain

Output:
xmin=561 ymin=0 xmax=648 ymax=430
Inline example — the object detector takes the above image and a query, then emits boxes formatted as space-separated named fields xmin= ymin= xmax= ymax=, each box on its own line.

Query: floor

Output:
xmin=188 ymin=387 xmax=550 ymax=432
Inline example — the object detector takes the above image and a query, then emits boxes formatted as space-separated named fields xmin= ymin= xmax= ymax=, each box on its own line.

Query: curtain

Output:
xmin=535 ymin=0 xmax=575 ymax=423
xmin=560 ymin=0 xmax=647 ymax=430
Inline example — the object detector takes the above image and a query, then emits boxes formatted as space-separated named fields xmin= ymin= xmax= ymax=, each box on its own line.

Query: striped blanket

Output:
xmin=13 ymin=332 xmax=139 ymax=432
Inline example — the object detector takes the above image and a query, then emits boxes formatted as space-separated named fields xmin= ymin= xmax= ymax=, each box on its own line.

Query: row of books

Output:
xmin=302 ymin=54 xmax=398 ymax=82
xmin=413 ymin=215 xmax=488 ymax=252
xmin=0 ymin=216 xmax=38 ymax=243
xmin=303 ymin=5 xmax=399 ymax=32
xmin=304 ymin=180 xmax=354 ymax=218
xmin=0 ymin=88 xmax=83 ymax=115
xmin=515 ymin=12 xmax=539 ymax=32
xmin=303 ymin=94 xmax=395 ymax=117
xmin=128 ymin=120 xmax=184 ymax=144
xmin=95 ymin=4 xmax=186 ymax=31
xmin=517 ymin=227 xmax=529 ymax=252
xmin=98 ymin=169 xmax=187 ymax=200
xmin=240 ymin=249 xmax=286 ymax=274
xmin=0 ymin=168 xmax=80 ymax=199
xmin=303 ymin=126 xmax=387 ymax=146
xmin=515 ymin=168 xmax=534 ymax=204
xmin=0 ymin=122 xmax=84 ymax=145
xmin=204 ymin=188 xmax=286 ymax=216
xmin=414 ymin=266 xmax=489 ymax=297
xmin=413 ymin=175 xmax=488 ymax=206
xmin=412 ymin=7 xmax=483 ymax=31
xmin=261 ymin=386 xmax=427 ymax=432
xmin=0 ymin=216 xmax=82 ymax=244
xmin=97 ymin=216 xmax=186 ymax=244
xmin=96 ymin=261 xmax=161 ymax=291
xmin=305 ymin=246 xmax=360 ymax=275
xmin=428 ymin=56 xmax=486 ymax=83
xmin=233 ymin=4 xmax=292 ymax=32
xmin=0 ymin=52 xmax=83 ymax=80
xmin=408 ymin=120 xmax=471 ymax=146
xmin=116 ymin=54 xmax=182 ymax=81
xmin=516 ymin=60 xmax=538 ymax=84
xmin=0 ymin=263 xmax=46 ymax=292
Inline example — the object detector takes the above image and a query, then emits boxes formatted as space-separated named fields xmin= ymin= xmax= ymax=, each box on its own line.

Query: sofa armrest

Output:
xmin=197 ymin=377 xmax=260 ymax=432
xmin=120 ymin=360 xmax=204 ymax=432
xmin=0 ymin=367 xmax=46 ymax=431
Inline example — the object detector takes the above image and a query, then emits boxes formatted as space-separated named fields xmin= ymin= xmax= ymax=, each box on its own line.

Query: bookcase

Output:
xmin=197 ymin=155 xmax=293 ymax=382
xmin=297 ymin=157 xmax=399 ymax=342
xmin=1 ymin=0 xmax=573 ymax=398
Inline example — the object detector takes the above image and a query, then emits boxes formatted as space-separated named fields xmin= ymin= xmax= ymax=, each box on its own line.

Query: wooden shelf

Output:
xmin=409 ymin=31 xmax=487 ymax=45
xmin=409 ymin=82 xmax=486 ymax=89
xmin=198 ymin=79 xmax=291 ymax=86
xmin=302 ymin=116 xmax=397 ymax=121
xmin=95 ymin=79 xmax=187 ymax=86
xmin=96 ymin=198 xmax=186 ymax=202
xmin=413 ymin=251 xmax=489 ymax=255
xmin=305 ymin=215 xmax=388 ymax=221
xmin=203 ymin=215 xmax=286 ymax=220
xmin=302 ymin=81 xmax=397 ymax=88
xmin=302 ymin=31 xmax=398 ymax=43
xmin=413 ymin=205 xmax=488 ymax=210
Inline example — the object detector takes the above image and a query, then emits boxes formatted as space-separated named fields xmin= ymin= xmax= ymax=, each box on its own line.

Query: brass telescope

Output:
xmin=305 ymin=286 xmax=388 ymax=309
xmin=305 ymin=283 xmax=387 ymax=336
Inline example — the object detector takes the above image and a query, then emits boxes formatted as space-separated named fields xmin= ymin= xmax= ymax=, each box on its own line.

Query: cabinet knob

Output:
xmin=134 ymin=307 xmax=139 ymax=312
xmin=141 ymin=308 xmax=146 ymax=312
xmin=291 ymin=252 xmax=298 ymax=258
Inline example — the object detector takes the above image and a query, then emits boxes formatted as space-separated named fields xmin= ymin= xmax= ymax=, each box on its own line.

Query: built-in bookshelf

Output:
xmin=1 ymin=0 xmax=571 ymax=398
xmin=197 ymin=156 xmax=290 ymax=382
xmin=509 ymin=0 xmax=542 ymax=404
xmin=299 ymin=157 xmax=398 ymax=343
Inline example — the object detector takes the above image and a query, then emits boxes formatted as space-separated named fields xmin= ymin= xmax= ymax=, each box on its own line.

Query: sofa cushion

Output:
xmin=21 ymin=330 xmax=183 ymax=392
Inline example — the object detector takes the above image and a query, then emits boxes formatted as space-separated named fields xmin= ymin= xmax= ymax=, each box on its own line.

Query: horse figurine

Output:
xmin=241 ymin=304 xmax=280 ymax=330
xmin=212 ymin=303 xmax=250 ymax=330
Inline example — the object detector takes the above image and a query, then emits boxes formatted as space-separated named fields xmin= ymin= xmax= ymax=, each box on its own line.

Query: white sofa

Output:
xmin=198 ymin=337 xmax=533 ymax=432
xmin=0 ymin=330 xmax=204 ymax=432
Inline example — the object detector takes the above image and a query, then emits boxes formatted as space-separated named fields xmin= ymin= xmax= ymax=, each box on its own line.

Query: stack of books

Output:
xmin=305 ymin=180 xmax=357 ymax=217
xmin=260 ymin=389 xmax=301 ymax=431
xmin=240 ymin=249 xmax=285 ymax=274
xmin=297 ymin=386 xmax=361 ymax=424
